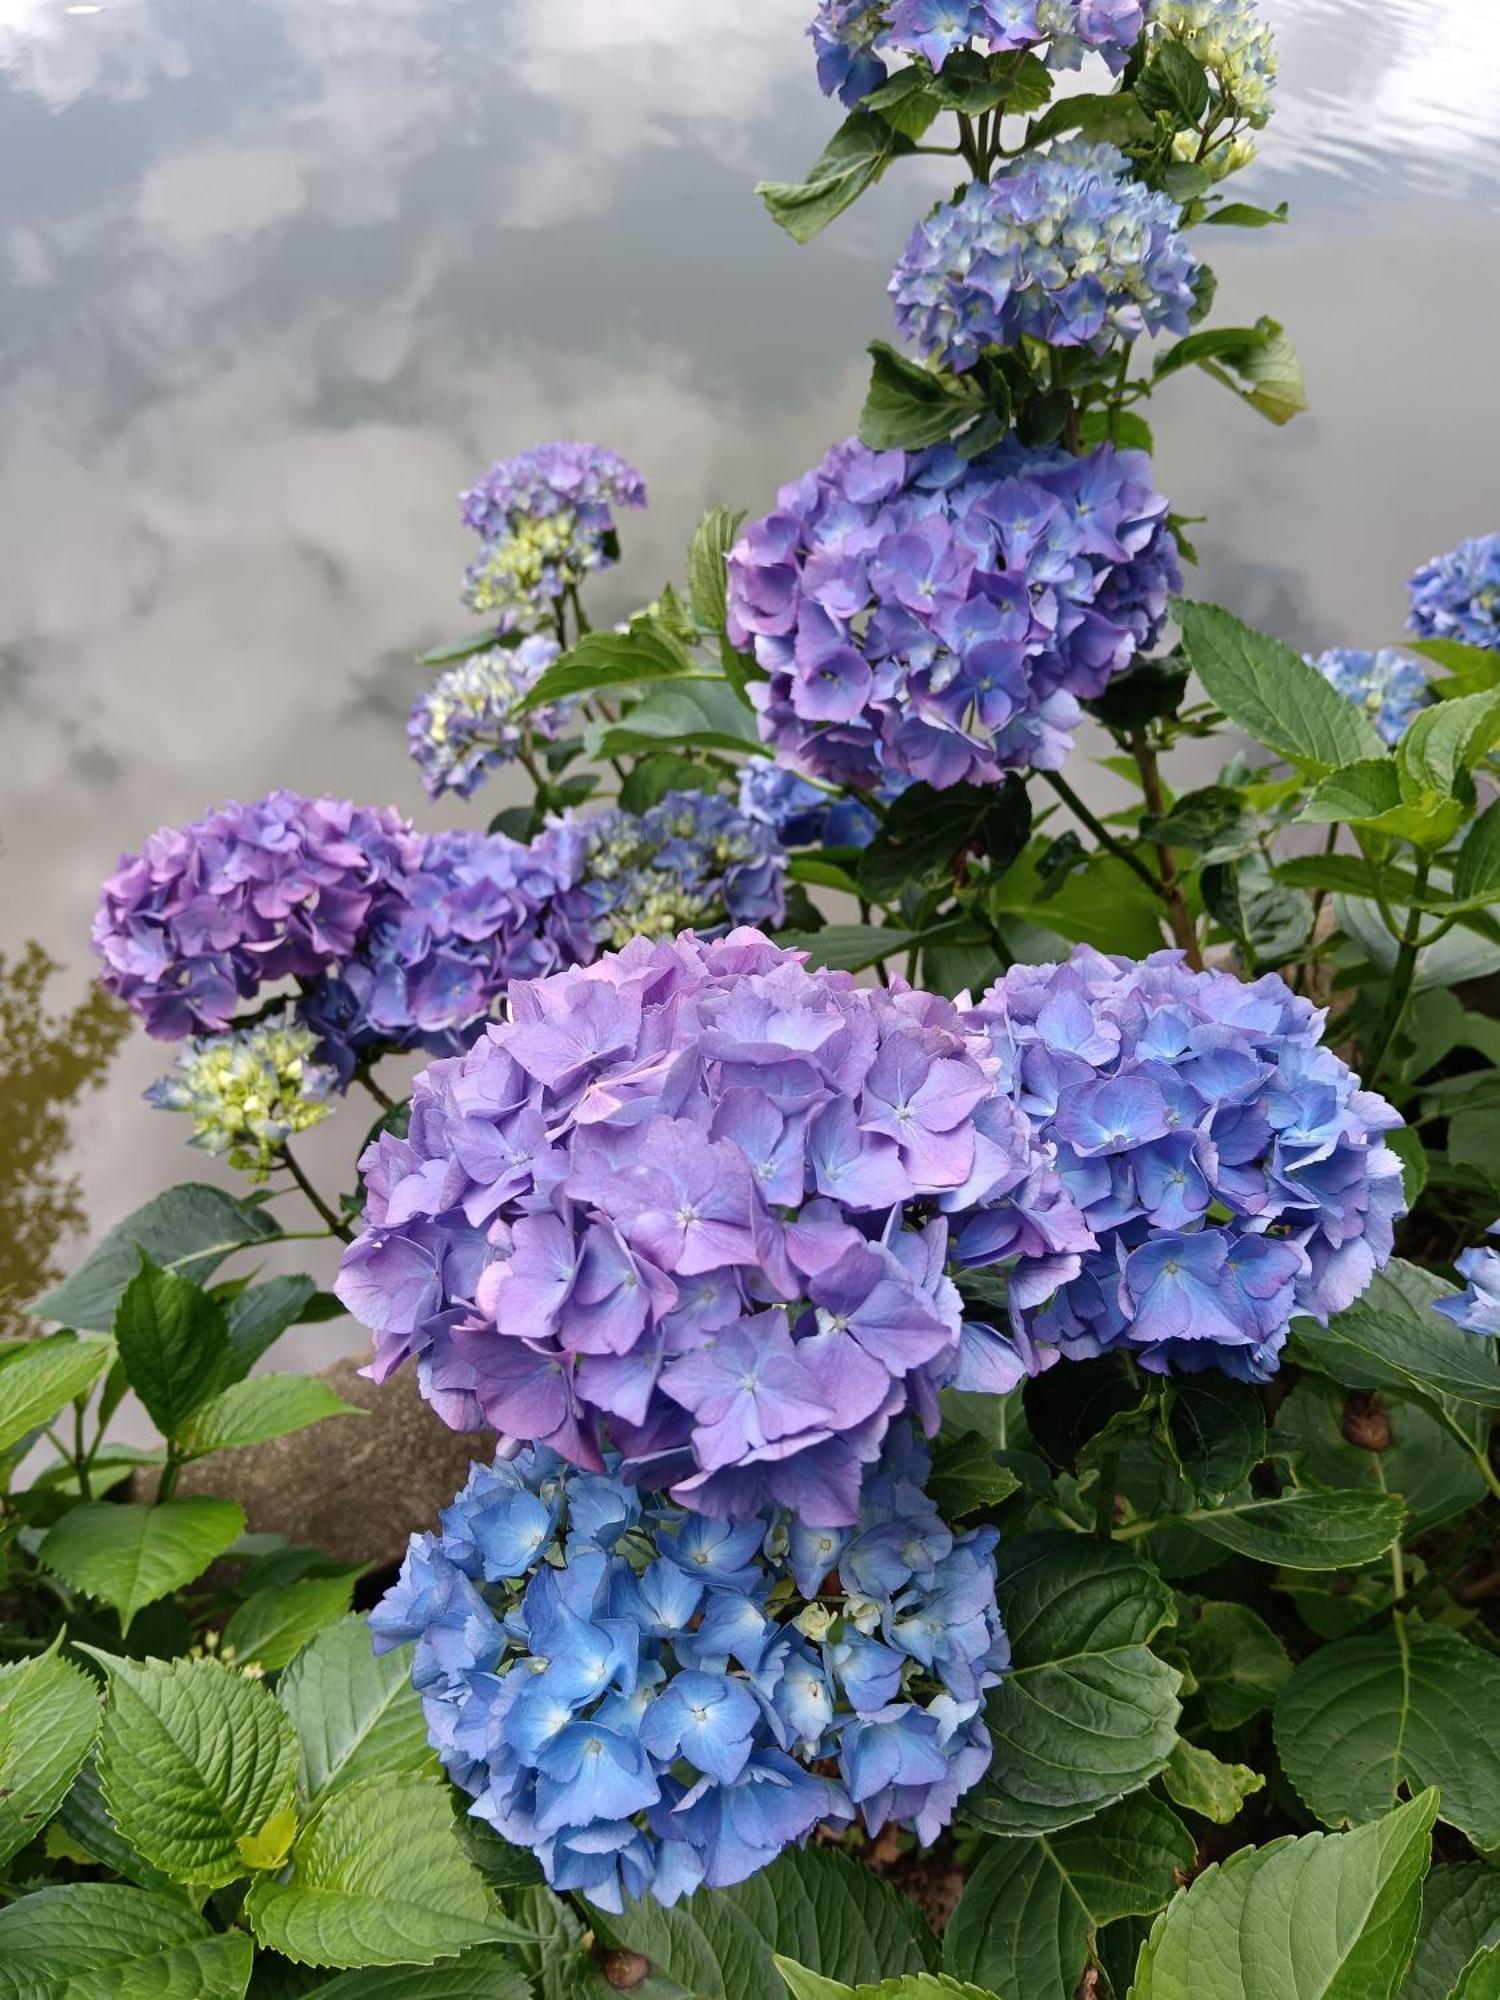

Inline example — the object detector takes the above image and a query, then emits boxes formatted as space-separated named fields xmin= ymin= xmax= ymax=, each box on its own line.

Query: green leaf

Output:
xmin=41 ymin=1499 xmax=245 ymax=1633
xmin=777 ymin=925 xmax=927 ymax=974
xmin=113 ymin=1256 xmax=230 ymax=1440
xmin=1405 ymin=1868 xmax=1500 ymax=2000
xmin=989 ymin=846 xmax=1167 ymax=957
xmin=1388 ymin=1127 xmax=1430 ymax=1205
xmin=774 ymin=1971 xmax=990 ymax=2000
xmin=966 ymin=1533 xmax=1181 ymax=1836
xmin=860 ymin=64 xmax=942 ymax=142
xmin=277 ymin=1615 xmax=435 ymax=1809
xmin=84 ymin=1651 xmax=298 ymax=1890
xmin=0 ymin=1642 xmax=101 ymax=1869
xmin=1162 ymin=1739 xmax=1264 ymax=1825
xmin=1275 ymin=1622 xmax=1500 ymax=1852
xmin=926 ymin=1431 xmax=1022 ymax=1520
xmin=1029 ymin=90 xmax=1154 ymax=147
xmin=1411 ymin=639 xmax=1500 ymax=694
xmin=1203 ymin=200 xmax=1289 ymax=227
xmin=1155 ymin=316 xmax=1306 ymax=424
xmin=1128 ymin=1790 xmax=1439 ymax=2000
xmin=418 ymin=629 xmax=502 ymax=666
xmin=592 ymin=1845 xmax=938 ymax=2000
xmin=222 ymin=1572 xmax=358 ymax=1673
xmin=859 ymin=776 xmax=1032 ymax=903
xmin=1288 ymin=1279 xmax=1500 ymax=1415
xmin=859 ymin=341 xmax=979 ymax=452
xmin=243 ymin=1774 xmax=513 ymax=1969
xmin=0 ymin=1884 xmax=253 ymax=2000
xmin=1177 ymin=601 xmax=1383 ymax=772
xmin=1025 ymin=1353 xmax=1156 ymax=1476
xmin=757 ymin=112 xmax=912 ymax=244
xmin=1401 ymin=690 xmax=1500 ymax=799
xmin=221 ymin=1274 xmax=323 ymax=1385
xmin=0 ymin=1333 xmax=115 ymax=1456
xmin=687 ymin=507 xmax=745 ymax=634
xmin=1140 ymin=784 xmax=1256 ymax=862
xmin=1161 ymin=1374 xmax=1266 ymax=1503
xmin=588 ymin=680 xmax=759 ymax=758
xmin=1173 ymin=1599 xmax=1290 ymax=1731
xmin=30 ymin=1185 xmax=279 ymax=1333
xmin=1454 ymin=800 xmax=1500 ymax=908
xmin=1273 ymin=1380 xmax=1485 ymax=1535
xmin=310 ymin=1950 xmax=534 ymax=2000
xmin=180 ymin=1374 xmax=361 ymax=1458
xmin=517 ymin=620 xmax=701 ymax=714
xmin=51 ymin=1752 xmax=177 ymax=1893
xmin=944 ymin=1792 xmax=1193 ymax=2000
xmin=1178 ymin=1487 xmax=1405 ymax=1570
xmin=1453 ymin=1946 xmax=1500 ymax=1999
xmin=1136 ymin=41 xmax=1211 ymax=122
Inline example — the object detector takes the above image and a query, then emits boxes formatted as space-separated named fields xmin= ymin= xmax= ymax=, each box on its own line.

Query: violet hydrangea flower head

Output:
xmin=891 ymin=145 xmax=1198 ymax=371
xmin=409 ymin=636 xmax=571 ymax=800
xmin=726 ymin=436 xmax=1181 ymax=791
xmin=1433 ymin=1226 xmax=1500 ymax=1338
xmin=460 ymin=444 xmax=647 ymax=636
xmin=965 ymin=947 xmax=1407 ymax=1382
xmin=1306 ymin=648 xmax=1431 ymax=748
xmin=145 ymin=1011 xmax=337 ymax=1177
xmin=1408 ymin=533 xmax=1500 ymax=653
xmin=810 ymin=0 xmax=1147 ymax=107
xmin=370 ymin=1430 xmax=1007 ymax=1910
xmin=334 ymin=929 xmax=1089 ymax=1521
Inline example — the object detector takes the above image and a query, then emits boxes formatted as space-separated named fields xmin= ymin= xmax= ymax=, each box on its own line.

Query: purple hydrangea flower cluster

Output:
xmin=334 ymin=930 xmax=1089 ymax=1522
xmin=725 ymin=437 xmax=1181 ymax=790
xmin=409 ymin=636 xmax=572 ymax=800
xmin=738 ymin=755 xmax=888 ymax=851
xmin=1408 ymin=533 xmax=1500 ymax=654
xmin=460 ymin=444 xmax=647 ymax=636
xmin=370 ymin=1431 xmax=1007 ymax=1910
xmin=966 ymin=948 xmax=1407 ymax=1382
xmin=811 ymin=0 xmax=1147 ymax=108
xmin=1433 ymin=1226 xmax=1500 ymax=1338
xmin=1306 ymin=648 xmax=1431 ymax=748
xmin=891 ymin=145 xmax=1198 ymax=371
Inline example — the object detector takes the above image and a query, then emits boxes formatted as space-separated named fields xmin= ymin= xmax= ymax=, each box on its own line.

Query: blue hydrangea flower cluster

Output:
xmin=737 ymin=756 xmax=888 ymax=850
xmin=145 ymin=1011 xmax=337 ymax=1177
xmin=409 ymin=636 xmax=572 ymax=800
xmin=1433 ymin=1226 xmax=1500 ymax=1338
xmin=811 ymin=0 xmax=1147 ymax=107
xmin=966 ymin=948 xmax=1407 ymax=1382
xmin=370 ymin=1432 xmax=1008 ymax=1910
xmin=460 ymin=444 xmax=647 ymax=636
xmin=725 ymin=437 xmax=1180 ymax=791
xmin=1408 ymin=533 xmax=1500 ymax=653
xmin=891 ymin=145 xmax=1198 ymax=370
xmin=335 ymin=930 xmax=1089 ymax=1522
xmin=1306 ymin=648 xmax=1431 ymax=748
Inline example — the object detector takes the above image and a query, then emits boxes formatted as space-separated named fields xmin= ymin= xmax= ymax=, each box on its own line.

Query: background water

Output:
xmin=3 ymin=0 xmax=1498 ymax=1343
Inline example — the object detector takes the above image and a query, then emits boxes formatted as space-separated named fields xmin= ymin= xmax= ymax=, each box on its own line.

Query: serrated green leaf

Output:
xmin=1172 ymin=1487 xmax=1405 ymax=1569
xmin=311 ymin=1950 xmax=535 ymax=2000
xmin=41 ymin=1499 xmax=245 ymax=1633
xmin=686 ymin=508 xmax=746 ymax=636
xmin=592 ymin=1845 xmax=938 ymax=2000
xmin=243 ymin=1774 xmax=510 ymax=1969
xmin=181 ymin=1374 xmax=361 ymax=1457
xmin=777 ymin=1972 xmax=992 ymax=2000
xmin=1177 ymin=601 xmax=1383 ymax=772
xmin=1401 ymin=690 xmax=1500 ymax=799
xmin=1162 ymin=1374 xmax=1266 ymax=1503
xmin=778 ymin=925 xmax=927 ymax=974
xmin=965 ymin=1533 xmax=1181 ymax=1835
xmin=0 ymin=1884 xmax=253 ymax=2000
xmin=1128 ymin=1790 xmax=1438 ymax=2000
xmin=1406 ymin=1868 xmax=1500 ymax=2000
xmin=945 ymin=1792 xmax=1193 ymax=2000
xmin=1272 ymin=1380 xmax=1484 ymax=1535
xmin=1029 ymin=89 xmax=1153 ymax=146
xmin=859 ymin=341 xmax=978 ymax=452
xmin=52 ymin=1751 xmax=178 ymax=1893
xmin=1275 ymin=1622 xmax=1500 ymax=1852
xmin=0 ymin=1642 xmax=101 ymax=1868
xmin=222 ymin=1572 xmax=357 ymax=1673
xmin=517 ymin=620 xmax=703 ymax=714
xmin=84 ymin=1651 xmax=298 ymax=1890
xmin=0 ymin=1334 xmax=114 ymax=1456
xmin=926 ymin=1431 xmax=1022 ymax=1520
xmin=1203 ymin=200 xmax=1289 ymax=227
xmin=221 ymin=1274 xmax=323 ymax=1385
xmin=757 ymin=113 xmax=912 ymax=243
xmin=113 ymin=1257 xmax=230 ymax=1440
xmin=1173 ymin=1598 xmax=1290 ymax=1731
xmin=1453 ymin=1946 xmax=1500 ymax=1999
xmin=30 ymin=1185 xmax=278 ymax=1333
xmin=1288 ymin=1278 xmax=1500 ymax=1414
xmin=1162 ymin=1738 xmax=1264 ymax=1824
xmin=587 ymin=679 xmax=759 ymax=758
xmin=1137 ymin=40 xmax=1211 ymax=121
xmin=277 ymin=1615 xmax=435 ymax=1809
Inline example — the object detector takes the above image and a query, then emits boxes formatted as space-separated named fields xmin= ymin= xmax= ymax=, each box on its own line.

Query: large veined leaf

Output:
xmin=180 ymin=1373 xmax=361 ymax=1458
xmin=1128 ymin=1791 xmax=1438 ymax=1999
xmin=1404 ymin=1868 xmax=1500 ymax=2000
xmin=776 ymin=1970 xmax=994 ymax=2000
xmin=517 ymin=620 xmax=702 ymax=713
xmin=112 ymin=1257 xmax=230 ymax=1440
xmin=687 ymin=507 xmax=746 ymax=635
xmin=1288 ymin=1287 xmax=1500 ymax=1415
xmin=1172 ymin=1599 xmax=1290 ymax=1731
xmin=757 ymin=112 xmax=913 ymax=243
xmin=1176 ymin=601 xmax=1382 ymax=772
xmin=592 ymin=1844 xmax=939 ymax=2000
xmin=40 ymin=1499 xmax=245 ymax=1633
xmin=0 ymin=1884 xmax=254 ymax=2000
xmin=30 ymin=1184 xmax=278 ymax=1333
xmin=277 ymin=1615 xmax=435 ymax=1808
xmin=0 ymin=1642 xmax=100 ymax=1868
xmin=1161 ymin=1739 xmax=1264 ymax=1824
xmin=1273 ymin=1379 xmax=1486 ymax=1535
xmin=779 ymin=925 xmax=931 ymax=974
xmin=964 ymin=1534 xmax=1182 ymax=1836
xmin=1275 ymin=1622 xmax=1500 ymax=1852
xmin=310 ymin=1951 xmax=535 ymax=2000
xmin=52 ymin=1753 xmax=177 ymax=1893
xmin=243 ymin=1773 xmax=511 ymax=1969
xmin=85 ymin=1651 xmax=299 ymax=1889
xmin=945 ymin=1792 xmax=1194 ymax=2000
xmin=0 ymin=1333 xmax=114 ymax=1456
xmin=221 ymin=1571 xmax=357 ymax=1673
xmin=221 ymin=1273 xmax=323 ymax=1383
xmin=1162 ymin=1487 xmax=1406 ymax=1570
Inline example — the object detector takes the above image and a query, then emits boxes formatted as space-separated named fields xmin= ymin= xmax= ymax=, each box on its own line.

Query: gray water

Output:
xmin=3 ymin=0 xmax=1498 ymax=1339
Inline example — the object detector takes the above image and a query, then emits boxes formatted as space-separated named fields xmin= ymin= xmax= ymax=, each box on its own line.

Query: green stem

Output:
xmin=1041 ymin=770 xmax=1170 ymax=902
xmin=156 ymin=1452 xmax=184 ymax=1504
xmin=357 ymin=1069 xmax=396 ymax=1113
xmin=279 ymin=1147 xmax=352 ymax=1243
xmin=1366 ymin=856 xmax=1431 ymax=1083
xmin=72 ymin=1400 xmax=92 ymax=1501
xmin=1128 ymin=731 xmax=1204 ymax=970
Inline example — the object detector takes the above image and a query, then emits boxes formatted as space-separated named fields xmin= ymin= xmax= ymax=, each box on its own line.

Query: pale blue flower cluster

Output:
xmin=460 ymin=444 xmax=647 ymax=636
xmin=1408 ymin=533 xmax=1500 ymax=654
xmin=891 ymin=145 xmax=1198 ymax=370
xmin=409 ymin=637 xmax=572 ymax=800
xmin=1306 ymin=648 xmax=1431 ymax=747
xmin=370 ymin=1432 xmax=1007 ymax=1911
xmin=737 ymin=756 xmax=887 ymax=850
xmin=1433 ymin=1226 xmax=1500 ymax=1337
xmin=811 ymin=0 xmax=1147 ymax=107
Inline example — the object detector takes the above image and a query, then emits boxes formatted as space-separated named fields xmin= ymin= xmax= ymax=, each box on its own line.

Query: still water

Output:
xmin=2 ymin=0 xmax=1498 ymax=1328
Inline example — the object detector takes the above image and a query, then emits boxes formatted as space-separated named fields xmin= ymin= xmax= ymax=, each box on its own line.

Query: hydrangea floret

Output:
xmin=145 ymin=1012 xmax=337 ymax=1177
xmin=334 ymin=929 xmax=1089 ymax=1522
xmin=370 ymin=1430 xmax=1007 ymax=1910
xmin=1408 ymin=533 xmax=1500 ymax=654
xmin=725 ymin=437 xmax=1180 ymax=790
xmin=1433 ymin=1225 xmax=1500 ymax=1337
xmin=1306 ymin=647 xmax=1432 ymax=747
xmin=409 ymin=636 xmax=571 ymax=800
xmin=460 ymin=444 xmax=647 ymax=636
xmin=737 ymin=756 xmax=885 ymax=851
xmin=966 ymin=947 xmax=1407 ymax=1381
xmin=891 ymin=144 xmax=1198 ymax=371
xmin=810 ymin=0 xmax=1147 ymax=108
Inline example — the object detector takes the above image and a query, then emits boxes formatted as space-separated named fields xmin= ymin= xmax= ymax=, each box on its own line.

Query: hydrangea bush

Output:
xmin=10 ymin=3 xmax=1500 ymax=1995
